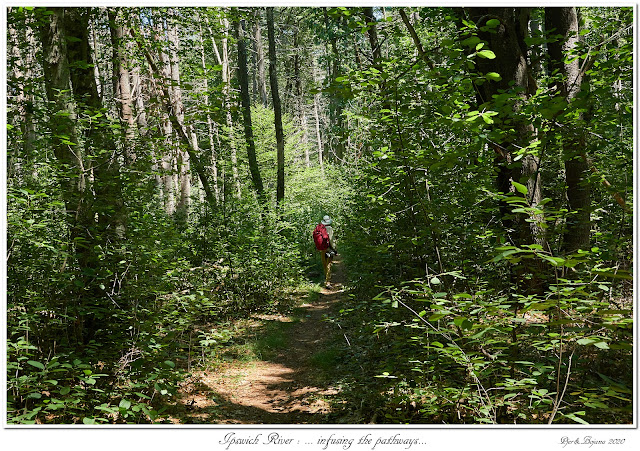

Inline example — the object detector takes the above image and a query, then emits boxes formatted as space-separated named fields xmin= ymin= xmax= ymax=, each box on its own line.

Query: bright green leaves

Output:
xmin=577 ymin=337 xmax=610 ymax=350
xmin=453 ymin=316 xmax=473 ymax=330
xmin=477 ymin=49 xmax=496 ymax=59
xmin=511 ymin=181 xmax=528 ymax=196
xmin=465 ymin=109 xmax=498 ymax=125
xmin=27 ymin=360 xmax=45 ymax=370
xmin=484 ymin=19 xmax=501 ymax=29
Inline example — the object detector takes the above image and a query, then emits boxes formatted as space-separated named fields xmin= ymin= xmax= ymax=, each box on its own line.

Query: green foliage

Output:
xmin=6 ymin=5 xmax=632 ymax=425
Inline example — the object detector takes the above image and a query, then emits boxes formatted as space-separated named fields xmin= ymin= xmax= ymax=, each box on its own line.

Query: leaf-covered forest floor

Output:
xmin=168 ymin=259 xmax=348 ymax=424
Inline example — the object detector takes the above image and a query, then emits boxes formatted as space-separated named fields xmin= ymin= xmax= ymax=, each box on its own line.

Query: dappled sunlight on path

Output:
xmin=175 ymin=259 xmax=346 ymax=424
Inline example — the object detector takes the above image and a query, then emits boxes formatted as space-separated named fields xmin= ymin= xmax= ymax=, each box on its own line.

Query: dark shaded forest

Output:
xmin=5 ymin=6 xmax=633 ymax=425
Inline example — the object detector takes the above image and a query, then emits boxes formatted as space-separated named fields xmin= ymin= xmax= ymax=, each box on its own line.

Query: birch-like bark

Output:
xmin=166 ymin=11 xmax=190 ymax=218
xmin=108 ymin=8 xmax=137 ymax=163
xmin=221 ymin=14 xmax=242 ymax=198
xmin=199 ymin=16 xmax=220 ymax=204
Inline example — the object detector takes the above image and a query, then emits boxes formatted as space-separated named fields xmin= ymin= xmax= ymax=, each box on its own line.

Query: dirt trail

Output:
xmin=177 ymin=259 xmax=346 ymax=424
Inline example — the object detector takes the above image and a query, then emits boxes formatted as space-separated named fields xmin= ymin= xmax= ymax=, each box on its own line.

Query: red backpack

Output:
xmin=313 ymin=224 xmax=330 ymax=251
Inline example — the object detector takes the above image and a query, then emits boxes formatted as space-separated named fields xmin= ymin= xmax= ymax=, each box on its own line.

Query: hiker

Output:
xmin=313 ymin=215 xmax=337 ymax=288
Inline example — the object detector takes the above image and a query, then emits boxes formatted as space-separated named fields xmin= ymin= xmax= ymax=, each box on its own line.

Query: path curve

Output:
xmin=177 ymin=259 xmax=346 ymax=424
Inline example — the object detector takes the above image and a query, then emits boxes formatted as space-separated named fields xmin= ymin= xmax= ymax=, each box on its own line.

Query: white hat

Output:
xmin=321 ymin=215 xmax=332 ymax=225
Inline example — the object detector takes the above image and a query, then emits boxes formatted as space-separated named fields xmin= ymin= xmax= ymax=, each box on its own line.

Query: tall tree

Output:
xmin=466 ymin=7 xmax=547 ymax=290
xmin=165 ymin=10 xmax=191 ymax=218
xmin=266 ymin=7 xmax=285 ymax=205
xmin=108 ymin=8 xmax=137 ymax=163
xmin=64 ymin=8 xmax=127 ymax=241
xmin=220 ymin=13 xmax=242 ymax=198
xmin=7 ymin=8 xmax=38 ymax=165
xmin=467 ymin=8 xmax=545 ymax=244
xmin=323 ymin=7 xmax=345 ymax=161
xmin=235 ymin=13 xmax=265 ymax=202
xmin=252 ymin=10 xmax=268 ymax=107
xmin=546 ymin=7 xmax=591 ymax=253
xmin=198 ymin=14 xmax=221 ymax=204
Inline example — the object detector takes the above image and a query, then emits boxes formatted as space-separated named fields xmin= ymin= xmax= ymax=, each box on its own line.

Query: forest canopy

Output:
xmin=5 ymin=6 xmax=633 ymax=425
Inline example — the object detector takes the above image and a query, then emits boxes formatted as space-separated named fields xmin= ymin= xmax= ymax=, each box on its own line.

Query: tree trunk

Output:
xmin=199 ymin=16 xmax=220 ymax=204
xmin=220 ymin=15 xmax=242 ymax=198
xmin=235 ymin=15 xmax=265 ymax=202
xmin=312 ymin=60 xmax=324 ymax=171
xmin=314 ymin=92 xmax=324 ymax=172
xmin=41 ymin=7 xmax=128 ymax=342
xmin=546 ymin=7 xmax=591 ymax=253
xmin=40 ymin=7 xmax=91 ymax=265
xmin=467 ymin=7 xmax=547 ymax=289
xmin=363 ymin=7 xmax=382 ymax=65
xmin=253 ymin=11 xmax=268 ymax=107
xmin=8 ymin=10 xmax=38 ymax=167
xmin=166 ymin=11 xmax=191 ymax=219
xmin=64 ymin=8 xmax=127 ymax=241
xmin=108 ymin=8 xmax=137 ymax=163
xmin=323 ymin=8 xmax=345 ymax=161
xmin=40 ymin=8 xmax=91 ymax=345
xmin=267 ymin=7 xmax=285 ymax=205
xmin=156 ymin=17 xmax=177 ymax=215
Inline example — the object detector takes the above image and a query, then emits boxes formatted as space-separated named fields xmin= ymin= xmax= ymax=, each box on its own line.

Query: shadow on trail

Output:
xmin=174 ymin=259 xmax=349 ymax=424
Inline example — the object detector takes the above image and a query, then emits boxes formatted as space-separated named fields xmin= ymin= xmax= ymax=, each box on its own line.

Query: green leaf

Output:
xmin=27 ymin=360 xmax=45 ymax=370
xmin=461 ymin=36 xmax=481 ymax=47
xmin=119 ymin=399 xmax=132 ymax=410
xmin=477 ymin=49 xmax=496 ymax=59
xmin=563 ymin=413 xmax=589 ymax=425
xmin=430 ymin=276 xmax=441 ymax=285
xmin=60 ymin=386 xmax=71 ymax=395
xmin=594 ymin=341 xmax=610 ymax=350
xmin=164 ymin=360 xmax=175 ymax=368
xmin=82 ymin=417 xmax=97 ymax=425
xmin=511 ymin=181 xmax=528 ymax=195
xmin=486 ymin=19 xmax=501 ymax=28
xmin=485 ymin=72 xmax=502 ymax=81
xmin=428 ymin=313 xmax=447 ymax=321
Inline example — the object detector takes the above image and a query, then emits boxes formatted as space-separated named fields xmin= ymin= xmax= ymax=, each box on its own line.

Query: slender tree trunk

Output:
xmin=156 ymin=18 xmax=177 ymax=215
xmin=253 ymin=11 xmax=268 ymax=107
xmin=199 ymin=17 xmax=220 ymax=204
xmin=314 ymin=93 xmax=324 ymax=171
xmin=235 ymin=15 xmax=265 ymax=202
xmin=312 ymin=60 xmax=324 ymax=171
xmin=323 ymin=8 xmax=344 ymax=161
xmin=108 ymin=8 xmax=137 ymax=163
xmin=398 ymin=8 xmax=435 ymax=69
xmin=8 ymin=10 xmax=37 ymax=166
xmin=546 ymin=7 xmax=591 ymax=253
xmin=166 ymin=12 xmax=190 ymax=218
xmin=267 ymin=7 xmax=285 ymax=205
xmin=363 ymin=7 xmax=382 ymax=65
xmin=221 ymin=15 xmax=242 ymax=198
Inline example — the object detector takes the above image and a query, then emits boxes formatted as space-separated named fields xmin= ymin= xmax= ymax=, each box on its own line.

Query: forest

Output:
xmin=5 ymin=6 xmax=634 ymax=425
